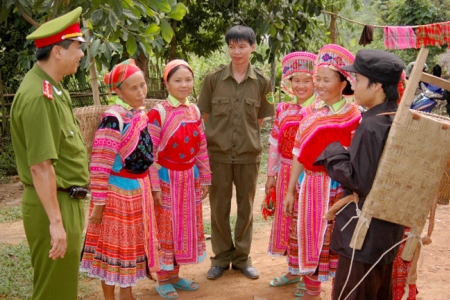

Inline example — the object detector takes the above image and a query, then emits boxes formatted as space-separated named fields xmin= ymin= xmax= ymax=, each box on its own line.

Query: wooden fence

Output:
xmin=0 ymin=79 xmax=167 ymax=136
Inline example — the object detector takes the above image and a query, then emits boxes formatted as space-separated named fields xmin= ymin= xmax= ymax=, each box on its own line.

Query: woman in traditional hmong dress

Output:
xmin=147 ymin=59 xmax=211 ymax=299
xmin=284 ymin=44 xmax=362 ymax=299
xmin=80 ymin=59 xmax=159 ymax=300
xmin=266 ymin=52 xmax=317 ymax=288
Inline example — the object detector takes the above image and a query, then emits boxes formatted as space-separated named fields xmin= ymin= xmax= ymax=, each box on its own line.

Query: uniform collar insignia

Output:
xmin=42 ymin=80 xmax=53 ymax=100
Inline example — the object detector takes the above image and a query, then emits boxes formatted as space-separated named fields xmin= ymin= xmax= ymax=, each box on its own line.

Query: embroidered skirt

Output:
xmin=288 ymin=171 xmax=341 ymax=282
xmin=268 ymin=160 xmax=293 ymax=256
xmin=80 ymin=175 xmax=158 ymax=287
xmin=156 ymin=166 xmax=206 ymax=270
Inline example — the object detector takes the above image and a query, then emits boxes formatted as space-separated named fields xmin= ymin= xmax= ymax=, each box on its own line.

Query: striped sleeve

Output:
xmin=89 ymin=116 xmax=121 ymax=205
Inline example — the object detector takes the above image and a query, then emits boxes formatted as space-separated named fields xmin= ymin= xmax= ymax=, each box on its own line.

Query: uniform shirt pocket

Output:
xmin=211 ymin=97 xmax=230 ymax=117
xmin=245 ymin=98 xmax=260 ymax=120
xmin=61 ymin=124 xmax=85 ymax=156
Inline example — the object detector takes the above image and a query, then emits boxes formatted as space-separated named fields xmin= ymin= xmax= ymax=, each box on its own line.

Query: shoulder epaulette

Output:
xmin=210 ymin=64 xmax=227 ymax=75
xmin=254 ymin=67 xmax=269 ymax=78
xmin=42 ymin=80 xmax=53 ymax=100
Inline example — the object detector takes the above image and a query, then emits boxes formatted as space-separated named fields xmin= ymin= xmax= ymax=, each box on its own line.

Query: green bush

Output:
xmin=0 ymin=137 xmax=17 ymax=179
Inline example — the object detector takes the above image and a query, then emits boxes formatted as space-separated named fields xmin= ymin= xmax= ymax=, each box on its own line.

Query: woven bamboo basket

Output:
xmin=350 ymin=48 xmax=450 ymax=261
xmin=73 ymin=99 xmax=163 ymax=158
xmin=437 ymin=158 xmax=450 ymax=205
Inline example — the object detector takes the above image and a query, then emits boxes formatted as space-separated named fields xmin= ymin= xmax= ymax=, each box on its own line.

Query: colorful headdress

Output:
xmin=163 ymin=59 xmax=193 ymax=83
xmin=315 ymin=44 xmax=355 ymax=84
xmin=103 ymin=58 xmax=142 ymax=92
xmin=281 ymin=51 xmax=317 ymax=97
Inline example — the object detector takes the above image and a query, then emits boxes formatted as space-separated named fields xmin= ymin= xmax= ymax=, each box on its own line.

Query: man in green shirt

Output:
xmin=10 ymin=7 xmax=89 ymax=300
xmin=198 ymin=25 xmax=274 ymax=280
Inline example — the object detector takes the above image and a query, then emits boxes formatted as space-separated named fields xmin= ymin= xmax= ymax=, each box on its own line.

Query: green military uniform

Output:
xmin=10 ymin=7 xmax=89 ymax=300
xmin=198 ymin=62 xmax=274 ymax=269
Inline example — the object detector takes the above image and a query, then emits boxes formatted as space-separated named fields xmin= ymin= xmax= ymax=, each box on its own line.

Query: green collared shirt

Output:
xmin=167 ymin=94 xmax=190 ymax=107
xmin=197 ymin=62 xmax=274 ymax=164
xmin=290 ymin=94 xmax=315 ymax=107
xmin=10 ymin=64 xmax=89 ymax=188
xmin=317 ymin=97 xmax=347 ymax=114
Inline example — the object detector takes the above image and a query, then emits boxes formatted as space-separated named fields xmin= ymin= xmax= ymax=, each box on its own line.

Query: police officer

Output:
xmin=10 ymin=7 xmax=89 ymax=300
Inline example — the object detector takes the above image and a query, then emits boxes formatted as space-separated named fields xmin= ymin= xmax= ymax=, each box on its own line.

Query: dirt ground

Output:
xmin=1 ymin=176 xmax=450 ymax=300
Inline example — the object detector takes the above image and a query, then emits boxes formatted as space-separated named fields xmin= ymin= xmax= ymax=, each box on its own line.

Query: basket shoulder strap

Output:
xmin=104 ymin=108 xmax=124 ymax=132
xmin=155 ymin=103 xmax=166 ymax=127
xmin=376 ymin=112 xmax=396 ymax=116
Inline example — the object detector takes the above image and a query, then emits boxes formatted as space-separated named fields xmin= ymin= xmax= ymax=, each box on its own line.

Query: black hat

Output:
xmin=341 ymin=50 xmax=404 ymax=84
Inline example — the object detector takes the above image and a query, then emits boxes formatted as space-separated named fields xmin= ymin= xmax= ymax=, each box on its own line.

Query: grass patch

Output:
xmin=0 ymin=206 xmax=22 ymax=222
xmin=0 ymin=242 xmax=33 ymax=299
xmin=0 ymin=241 xmax=96 ymax=299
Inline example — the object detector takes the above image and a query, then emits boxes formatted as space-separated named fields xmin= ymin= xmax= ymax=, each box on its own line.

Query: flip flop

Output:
xmin=172 ymin=278 xmax=199 ymax=291
xmin=294 ymin=279 xmax=306 ymax=297
xmin=270 ymin=275 xmax=301 ymax=287
xmin=155 ymin=284 xmax=178 ymax=299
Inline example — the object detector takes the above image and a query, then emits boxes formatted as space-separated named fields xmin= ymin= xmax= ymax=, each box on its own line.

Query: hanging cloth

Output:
xmin=441 ymin=21 xmax=450 ymax=46
xmin=384 ymin=26 xmax=417 ymax=50
xmin=416 ymin=23 xmax=442 ymax=47
xmin=359 ymin=25 xmax=374 ymax=46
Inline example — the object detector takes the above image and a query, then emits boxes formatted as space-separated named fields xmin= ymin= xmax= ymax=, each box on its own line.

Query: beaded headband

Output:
xmin=281 ymin=51 xmax=317 ymax=97
xmin=315 ymin=44 xmax=355 ymax=84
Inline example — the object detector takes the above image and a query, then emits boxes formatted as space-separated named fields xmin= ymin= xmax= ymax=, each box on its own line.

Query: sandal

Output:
xmin=172 ymin=278 xmax=198 ymax=291
xmin=155 ymin=284 xmax=178 ymax=299
xmin=294 ymin=279 xmax=306 ymax=297
xmin=270 ymin=275 xmax=301 ymax=287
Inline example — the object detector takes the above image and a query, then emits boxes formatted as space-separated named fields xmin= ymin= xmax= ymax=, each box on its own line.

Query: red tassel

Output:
xmin=261 ymin=187 xmax=276 ymax=220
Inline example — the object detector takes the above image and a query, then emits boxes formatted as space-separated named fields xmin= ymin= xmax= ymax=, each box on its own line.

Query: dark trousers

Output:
xmin=208 ymin=161 xmax=259 ymax=269
xmin=332 ymin=255 xmax=393 ymax=300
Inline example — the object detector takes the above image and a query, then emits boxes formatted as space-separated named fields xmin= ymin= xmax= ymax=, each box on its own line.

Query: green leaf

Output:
xmin=268 ymin=24 xmax=277 ymax=36
xmin=145 ymin=23 xmax=160 ymax=35
xmin=103 ymin=43 xmax=112 ymax=61
xmin=123 ymin=0 xmax=134 ymax=7
xmin=148 ymin=0 xmax=171 ymax=13
xmin=108 ymin=42 xmax=123 ymax=54
xmin=89 ymin=39 xmax=101 ymax=57
xmin=122 ymin=29 xmax=128 ymax=41
xmin=123 ymin=9 xmax=140 ymax=20
xmin=110 ymin=0 xmax=123 ymax=18
xmin=160 ymin=19 xmax=174 ymax=43
xmin=91 ymin=9 xmax=103 ymax=25
xmin=126 ymin=34 xmax=137 ymax=56
xmin=108 ymin=11 xmax=118 ymax=31
xmin=167 ymin=3 xmax=187 ymax=21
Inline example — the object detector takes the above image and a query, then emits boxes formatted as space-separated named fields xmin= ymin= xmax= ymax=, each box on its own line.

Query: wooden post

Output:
xmin=0 ymin=69 xmax=6 ymax=135
xmin=83 ymin=19 xmax=100 ymax=106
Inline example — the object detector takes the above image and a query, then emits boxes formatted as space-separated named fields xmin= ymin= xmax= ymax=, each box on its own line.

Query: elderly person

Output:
xmin=80 ymin=59 xmax=159 ymax=300
xmin=284 ymin=44 xmax=362 ymax=299
xmin=147 ymin=59 xmax=211 ymax=299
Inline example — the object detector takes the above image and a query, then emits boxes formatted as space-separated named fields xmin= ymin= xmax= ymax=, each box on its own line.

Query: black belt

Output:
xmin=57 ymin=186 xmax=89 ymax=199
xmin=26 ymin=185 xmax=89 ymax=199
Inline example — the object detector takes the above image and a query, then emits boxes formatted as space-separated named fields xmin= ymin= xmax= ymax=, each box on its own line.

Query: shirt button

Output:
xmin=70 ymin=131 xmax=74 ymax=135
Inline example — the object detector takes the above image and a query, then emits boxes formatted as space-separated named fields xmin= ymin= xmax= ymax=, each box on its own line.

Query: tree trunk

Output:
xmin=0 ymin=69 xmax=5 ymax=135
xmin=330 ymin=14 xmax=338 ymax=44
xmin=136 ymin=52 xmax=150 ymax=88
xmin=270 ymin=55 xmax=276 ymax=94
xmin=83 ymin=20 xmax=100 ymax=105
xmin=169 ymin=21 xmax=178 ymax=60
